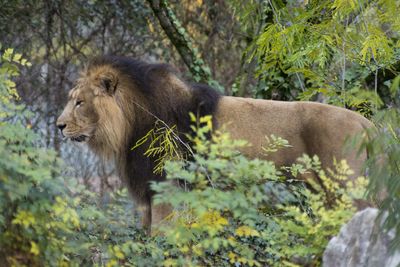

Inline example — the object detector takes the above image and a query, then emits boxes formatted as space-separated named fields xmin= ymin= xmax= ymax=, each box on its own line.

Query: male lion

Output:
xmin=57 ymin=56 xmax=373 ymax=231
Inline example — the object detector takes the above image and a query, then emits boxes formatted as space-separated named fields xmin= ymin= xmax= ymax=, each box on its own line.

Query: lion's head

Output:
xmin=57 ymin=62 xmax=129 ymax=158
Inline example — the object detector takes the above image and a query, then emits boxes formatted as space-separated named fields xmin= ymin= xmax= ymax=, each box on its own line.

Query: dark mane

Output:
xmin=89 ymin=55 xmax=174 ymax=97
xmin=90 ymin=56 xmax=221 ymax=136
xmin=89 ymin=56 xmax=221 ymax=198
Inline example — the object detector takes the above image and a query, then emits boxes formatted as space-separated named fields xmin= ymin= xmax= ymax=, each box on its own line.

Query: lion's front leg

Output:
xmin=137 ymin=202 xmax=152 ymax=234
xmin=151 ymin=203 xmax=173 ymax=225
xmin=138 ymin=202 xmax=172 ymax=235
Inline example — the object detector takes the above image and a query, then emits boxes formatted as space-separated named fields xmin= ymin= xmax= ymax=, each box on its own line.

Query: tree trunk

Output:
xmin=146 ymin=0 xmax=212 ymax=84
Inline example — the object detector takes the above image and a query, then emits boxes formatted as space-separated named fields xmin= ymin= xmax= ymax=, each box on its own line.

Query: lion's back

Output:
xmin=214 ymin=96 xmax=372 ymax=172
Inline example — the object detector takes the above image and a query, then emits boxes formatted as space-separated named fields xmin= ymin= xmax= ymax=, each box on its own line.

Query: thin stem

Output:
xmin=131 ymin=99 xmax=215 ymax=188
xmin=342 ymin=17 xmax=349 ymax=107
xmin=357 ymin=0 xmax=380 ymax=109
xmin=375 ymin=69 xmax=378 ymax=108
xmin=342 ymin=41 xmax=346 ymax=107
xmin=267 ymin=0 xmax=305 ymax=92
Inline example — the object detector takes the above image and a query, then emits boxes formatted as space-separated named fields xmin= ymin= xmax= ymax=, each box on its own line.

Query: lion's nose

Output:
xmin=57 ymin=123 xmax=66 ymax=131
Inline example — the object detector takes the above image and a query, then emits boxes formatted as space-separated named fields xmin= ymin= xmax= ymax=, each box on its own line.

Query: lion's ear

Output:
xmin=98 ymin=72 xmax=118 ymax=95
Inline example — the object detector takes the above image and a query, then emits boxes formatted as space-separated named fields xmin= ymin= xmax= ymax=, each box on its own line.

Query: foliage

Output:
xmin=106 ymin=116 xmax=366 ymax=266
xmin=132 ymin=120 xmax=185 ymax=175
xmin=0 ymin=48 xmax=142 ymax=266
xmin=0 ymin=48 xmax=75 ymax=266
xmin=234 ymin=0 xmax=400 ymax=110
xmin=229 ymin=0 xmax=400 ymax=255
xmin=362 ymin=108 xmax=400 ymax=249
xmin=268 ymin=157 xmax=367 ymax=265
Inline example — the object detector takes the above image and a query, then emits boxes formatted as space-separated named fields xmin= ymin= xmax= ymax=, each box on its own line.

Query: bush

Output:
xmin=246 ymin=0 xmax=399 ymax=109
xmin=106 ymin=116 xmax=366 ymax=267
xmin=362 ymin=108 xmax=400 ymax=249
xmin=0 ymin=48 xmax=78 ymax=266
xmin=0 ymin=49 xmax=141 ymax=266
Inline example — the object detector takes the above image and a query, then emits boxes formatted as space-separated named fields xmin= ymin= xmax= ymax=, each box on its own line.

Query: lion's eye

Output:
xmin=76 ymin=100 xmax=83 ymax=107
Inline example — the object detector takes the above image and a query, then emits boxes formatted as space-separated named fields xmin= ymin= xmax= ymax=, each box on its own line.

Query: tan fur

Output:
xmin=57 ymin=59 xmax=373 ymax=233
xmin=215 ymin=97 xmax=373 ymax=177
xmin=58 ymin=66 xmax=128 ymax=159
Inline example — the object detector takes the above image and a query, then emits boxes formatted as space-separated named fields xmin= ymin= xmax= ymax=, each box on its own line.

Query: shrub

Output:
xmin=362 ymin=108 xmax=400 ymax=249
xmin=0 ymin=48 xmax=141 ymax=266
xmin=107 ymin=116 xmax=366 ymax=266
xmin=0 ymin=48 xmax=77 ymax=266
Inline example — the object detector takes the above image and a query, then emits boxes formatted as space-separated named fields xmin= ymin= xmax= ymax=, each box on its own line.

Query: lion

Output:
xmin=56 ymin=56 xmax=373 ymax=232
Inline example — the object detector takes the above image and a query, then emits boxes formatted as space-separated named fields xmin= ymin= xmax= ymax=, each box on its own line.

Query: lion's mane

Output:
xmin=84 ymin=56 xmax=220 ymax=206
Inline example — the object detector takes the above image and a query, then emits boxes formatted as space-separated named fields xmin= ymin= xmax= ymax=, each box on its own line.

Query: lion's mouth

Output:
xmin=70 ymin=135 xmax=89 ymax=142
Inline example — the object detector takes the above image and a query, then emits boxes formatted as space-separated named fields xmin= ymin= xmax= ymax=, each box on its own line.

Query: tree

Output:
xmin=147 ymin=0 xmax=227 ymax=92
xmin=228 ymin=0 xmax=400 ymax=109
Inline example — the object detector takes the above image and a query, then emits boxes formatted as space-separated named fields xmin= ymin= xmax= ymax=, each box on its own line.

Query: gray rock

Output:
xmin=323 ymin=208 xmax=400 ymax=267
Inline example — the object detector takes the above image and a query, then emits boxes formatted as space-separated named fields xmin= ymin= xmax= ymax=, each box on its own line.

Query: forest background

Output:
xmin=0 ymin=0 xmax=399 ymax=266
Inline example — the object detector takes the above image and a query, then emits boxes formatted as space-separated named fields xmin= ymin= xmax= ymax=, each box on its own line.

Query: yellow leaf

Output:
xmin=228 ymin=251 xmax=237 ymax=263
xmin=163 ymin=258 xmax=176 ymax=267
xmin=30 ymin=241 xmax=39 ymax=256
xmin=180 ymin=245 xmax=189 ymax=253
xmin=12 ymin=210 xmax=36 ymax=228
xmin=106 ymin=259 xmax=118 ymax=267
xmin=193 ymin=244 xmax=203 ymax=256
xmin=235 ymin=226 xmax=260 ymax=237
xmin=199 ymin=115 xmax=212 ymax=123
xmin=13 ymin=53 xmax=22 ymax=62
xmin=70 ymin=210 xmax=80 ymax=228
xmin=189 ymin=112 xmax=196 ymax=122
xmin=201 ymin=210 xmax=228 ymax=227
xmin=112 ymin=245 xmax=125 ymax=260
xmin=147 ymin=19 xmax=155 ymax=33
xmin=3 ymin=48 xmax=14 ymax=60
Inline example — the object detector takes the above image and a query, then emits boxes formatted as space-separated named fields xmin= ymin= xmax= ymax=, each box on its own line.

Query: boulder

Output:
xmin=323 ymin=208 xmax=400 ymax=267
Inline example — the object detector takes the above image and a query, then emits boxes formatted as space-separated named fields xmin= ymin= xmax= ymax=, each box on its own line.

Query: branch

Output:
xmin=146 ymin=0 xmax=213 ymax=84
